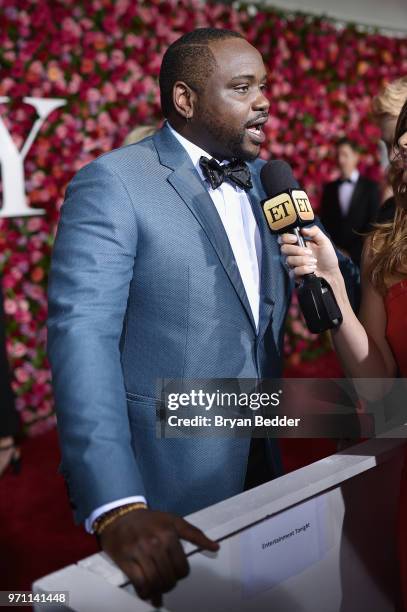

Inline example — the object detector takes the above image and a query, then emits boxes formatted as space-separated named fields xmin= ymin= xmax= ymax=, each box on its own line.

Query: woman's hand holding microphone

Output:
xmin=279 ymin=225 xmax=354 ymax=331
xmin=279 ymin=225 xmax=340 ymax=280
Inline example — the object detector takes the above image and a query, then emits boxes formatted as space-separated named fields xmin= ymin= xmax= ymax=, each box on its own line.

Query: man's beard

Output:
xmin=201 ymin=112 xmax=258 ymax=161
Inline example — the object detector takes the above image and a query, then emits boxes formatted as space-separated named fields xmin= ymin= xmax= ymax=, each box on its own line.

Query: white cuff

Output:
xmin=85 ymin=496 xmax=148 ymax=534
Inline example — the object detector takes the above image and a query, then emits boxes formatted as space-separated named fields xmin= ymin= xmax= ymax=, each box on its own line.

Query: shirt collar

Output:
xmin=342 ymin=169 xmax=359 ymax=184
xmin=350 ymin=169 xmax=359 ymax=183
xmin=167 ymin=122 xmax=211 ymax=181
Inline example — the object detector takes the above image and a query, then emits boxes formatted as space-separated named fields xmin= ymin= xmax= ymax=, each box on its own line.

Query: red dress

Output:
xmin=385 ymin=279 xmax=407 ymax=607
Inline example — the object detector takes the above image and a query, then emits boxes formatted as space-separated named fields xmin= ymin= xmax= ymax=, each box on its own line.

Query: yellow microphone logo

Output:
xmin=262 ymin=193 xmax=297 ymax=232
xmin=292 ymin=190 xmax=314 ymax=222
xmin=262 ymin=190 xmax=315 ymax=232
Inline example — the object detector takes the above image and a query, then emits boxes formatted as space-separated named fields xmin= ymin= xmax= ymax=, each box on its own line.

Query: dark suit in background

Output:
xmin=319 ymin=175 xmax=381 ymax=265
xmin=0 ymin=282 xmax=19 ymax=438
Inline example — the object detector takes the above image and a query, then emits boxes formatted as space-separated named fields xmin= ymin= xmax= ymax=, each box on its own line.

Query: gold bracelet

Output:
xmin=93 ymin=502 xmax=148 ymax=536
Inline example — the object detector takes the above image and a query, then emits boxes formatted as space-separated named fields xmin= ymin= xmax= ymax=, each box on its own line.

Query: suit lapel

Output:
xmin=332 ymin=181 xmax=343 ymax=218
xmin=346 ymin=177 xmax=364 ymax=221
xmin=247 ymin=163 xmax=288 ymax=342
xmin=154 ymin=125 xmax=256 ymax=332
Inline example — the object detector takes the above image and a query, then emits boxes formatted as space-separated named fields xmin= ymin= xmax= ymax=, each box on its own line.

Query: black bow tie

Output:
xmin=199 ymin=156 xmax=253 ymax=191
xmin=339 ymin=178 xmax=354 ymax=184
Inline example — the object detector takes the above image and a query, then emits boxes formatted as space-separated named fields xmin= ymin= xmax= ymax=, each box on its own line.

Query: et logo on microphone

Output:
xmin=262 ymin=189 xmax=314 ymax=233
xmin=292 ymin=190 xmax=314 ymax=221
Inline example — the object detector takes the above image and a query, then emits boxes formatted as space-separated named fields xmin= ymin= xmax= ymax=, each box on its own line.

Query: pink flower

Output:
xmin=22 ymin=410 xmax=37 ymax=424
xmin=87 ymin=88 xmax=101 ymax=103
xmin=30 ymin=250 xmax=43 ymax=264
xmin=26 ymin=217 xmax=43 ymax=232
xmin=15 ymin=367 xmax=31 ymax=383
xmin=4 ymin=299 xmax=17 ymax=315
xmin=10 ymin=342 xmax=27 ymax=358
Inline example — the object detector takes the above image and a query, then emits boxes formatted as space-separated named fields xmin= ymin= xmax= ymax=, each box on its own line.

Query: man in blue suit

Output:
xmin=47 ymin=28 xmax=358 ymax=604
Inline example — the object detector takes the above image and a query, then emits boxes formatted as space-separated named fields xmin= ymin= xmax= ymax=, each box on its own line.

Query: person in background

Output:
xmin=319 ymin=137 xmax=380 ymax=266
xmin=372 ymin=76 xmax=407 ymax=223
xmin=123 ymin=125 xmax=157 ymax=146
xmin=0 ymin=280 xmax=21 ymax=477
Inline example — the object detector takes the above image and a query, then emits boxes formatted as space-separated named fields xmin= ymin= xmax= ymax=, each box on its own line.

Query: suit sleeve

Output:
xmin=314 ymin=215 xmax=361 ymax=313
xmin=365 ymin=181 xmax=381 ymax=230
xmin=47 ymin=159 xmax=146 ymax=525
xmin=318 ymin=184 xmax=330 ymax=230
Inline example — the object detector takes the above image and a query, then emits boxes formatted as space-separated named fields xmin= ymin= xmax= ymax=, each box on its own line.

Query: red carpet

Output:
xmin=0 ymin=427 xmax=336 ymax=599
xmin=0 ymin=428 xmax=98 ymax=594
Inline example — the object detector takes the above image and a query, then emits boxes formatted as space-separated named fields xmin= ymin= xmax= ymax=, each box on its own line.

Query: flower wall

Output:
xmin=0 ymin=0 xmax=406 ymax=434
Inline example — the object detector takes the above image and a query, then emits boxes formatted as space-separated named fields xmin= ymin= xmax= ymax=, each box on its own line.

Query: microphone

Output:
xmin=260 ymin=160 xmax=343 ymax=333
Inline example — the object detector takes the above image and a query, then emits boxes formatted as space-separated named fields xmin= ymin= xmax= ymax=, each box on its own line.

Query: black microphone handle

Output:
xmin=289 ymin=226 xmax=316 ymax=284
xmin=286 ymin=226 xmax=343 ymax=333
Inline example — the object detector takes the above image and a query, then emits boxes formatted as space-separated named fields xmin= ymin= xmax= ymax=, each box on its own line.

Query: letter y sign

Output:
xmin=0 ymin=97 xmax=66 ymax=218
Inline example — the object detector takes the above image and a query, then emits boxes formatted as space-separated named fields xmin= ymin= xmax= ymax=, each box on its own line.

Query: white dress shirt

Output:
xmin=338 ymin=169 xmax=359 ymax=216
xmin=85 ymin=124 xmax=262 ymax=533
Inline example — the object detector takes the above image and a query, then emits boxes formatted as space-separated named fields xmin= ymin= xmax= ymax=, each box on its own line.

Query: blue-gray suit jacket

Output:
xmin=47 ymin=124 xmax=359 ymax=525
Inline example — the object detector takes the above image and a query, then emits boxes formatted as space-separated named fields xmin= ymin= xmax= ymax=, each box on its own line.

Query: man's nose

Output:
xmin=252 ymin=89 xmax=270 ymax=112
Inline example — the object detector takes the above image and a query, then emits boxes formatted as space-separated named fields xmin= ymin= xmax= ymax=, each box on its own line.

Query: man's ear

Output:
xmin=173 ymin=81 xmax=197 ymax=120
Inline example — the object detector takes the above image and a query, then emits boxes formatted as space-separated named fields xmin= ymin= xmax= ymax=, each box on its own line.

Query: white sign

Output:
xmin=239 ymin=496 xmax=332 ymax=598
xmin=0 ymin=96 xmax=66 ymax=218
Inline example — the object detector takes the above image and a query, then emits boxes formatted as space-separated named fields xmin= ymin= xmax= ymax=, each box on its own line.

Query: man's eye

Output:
xmin=235 ymin=85 xmax=249 ymax=93
xmin=260 ymin=83 xmax=269 ymax=92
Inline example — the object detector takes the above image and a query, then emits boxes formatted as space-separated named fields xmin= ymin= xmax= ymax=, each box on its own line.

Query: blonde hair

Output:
xmin=368 ymin=208 xmax=407 ymax=292
xmin=123 ymin=125 xmax=156 ymax=146
xmin=372 ymin=76 xmax=407 ymax=119
xmin=368 ymin=99 xmax=407 ymax=292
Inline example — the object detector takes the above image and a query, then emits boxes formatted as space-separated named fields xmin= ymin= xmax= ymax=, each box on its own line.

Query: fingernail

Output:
xmin=277 ymin=236 xmax=282 ymax=244
xmin=201 ymin=549 xmax=219 ymax=558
